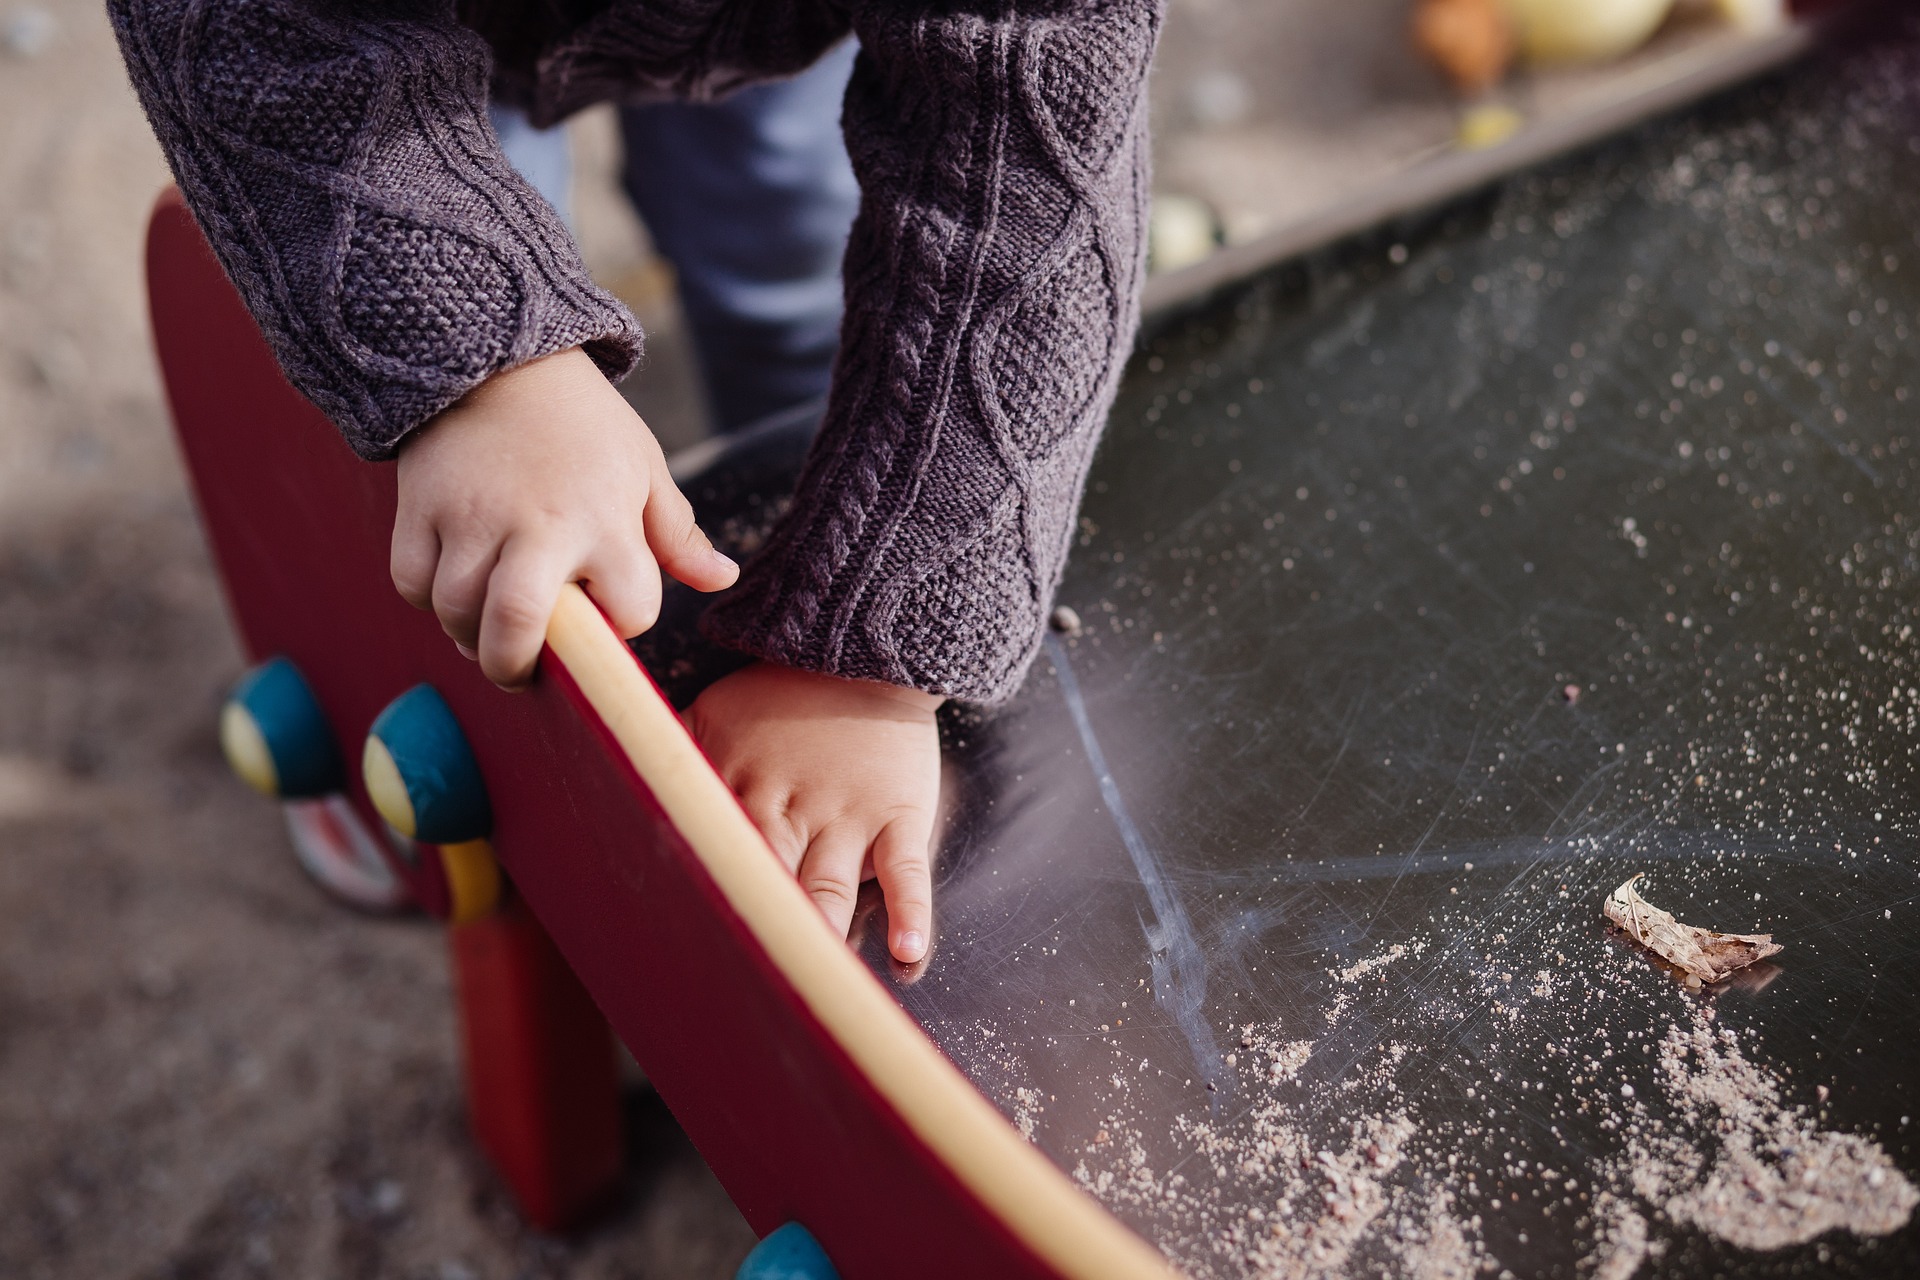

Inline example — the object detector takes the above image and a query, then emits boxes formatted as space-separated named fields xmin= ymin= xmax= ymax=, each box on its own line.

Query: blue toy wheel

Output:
xmin=737 ymin=1223 xmax=839 ymax=1280
xmin=362 ymin=684 xmax=493 ymax=846
xmin=220 ymin=657 xmax=343 ymax=799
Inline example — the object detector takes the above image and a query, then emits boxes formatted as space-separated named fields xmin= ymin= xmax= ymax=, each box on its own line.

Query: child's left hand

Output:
xmin=683 ymin=662 xmax=941 ymax=964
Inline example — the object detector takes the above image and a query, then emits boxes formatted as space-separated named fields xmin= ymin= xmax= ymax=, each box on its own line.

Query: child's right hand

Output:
xmin=391 ymin=347 xmax=739 ymax=688
xmin=683 ymin=662 xmax=941 ymax=965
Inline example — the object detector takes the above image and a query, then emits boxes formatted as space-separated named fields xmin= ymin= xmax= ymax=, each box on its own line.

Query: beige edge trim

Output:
xmin=545 ymin=586 xmax=1179 ymax=1280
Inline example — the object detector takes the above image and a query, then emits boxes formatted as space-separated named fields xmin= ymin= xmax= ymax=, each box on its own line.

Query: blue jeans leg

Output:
xmin=487 ymin=103 xmax=574 ymax=228
xmin=620 ymin=41 xmax=859 ymax=434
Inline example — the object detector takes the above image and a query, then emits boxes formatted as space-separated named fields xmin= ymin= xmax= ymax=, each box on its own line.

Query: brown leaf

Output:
xmin=1602 ymin=875 xmax=1782 ymax=985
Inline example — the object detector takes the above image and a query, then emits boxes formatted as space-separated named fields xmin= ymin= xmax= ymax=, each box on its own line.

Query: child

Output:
xmin=112 ymin=0 xmax=1161 ymax=966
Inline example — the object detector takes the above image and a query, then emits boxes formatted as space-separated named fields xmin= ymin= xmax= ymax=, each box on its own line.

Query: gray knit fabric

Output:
xmin=111 ymin=0 xmax=1162 ymax=704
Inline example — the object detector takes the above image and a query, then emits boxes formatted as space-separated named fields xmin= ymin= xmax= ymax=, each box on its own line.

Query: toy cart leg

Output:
xmin=450 ymin=897 xmax=624 ymax=1231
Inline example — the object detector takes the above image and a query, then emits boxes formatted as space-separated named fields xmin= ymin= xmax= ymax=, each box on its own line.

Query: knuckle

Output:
xmin=880 ymin=863 xmax=932 ymax=903
xmin=884 ymin=864 xmax=932 ymax=900
xmin=430 ymin=570 xmax=483 ymax=617
xmin=883 ymin=882 xmax=929 ymax=909
xmin=652 ymin=492 xmax=699 ymax=540
xmin=883 ymin=836 xmax=932 ymax=868
xmin=678 ymin=520 xmax=714 ymax=553
xmin=487 ymin=589 xmax=547 ymax=634
xmin=883 ymin=824 xmax=934 ymax=863
xmin=800 ymin=874 xmax=856 ymax=911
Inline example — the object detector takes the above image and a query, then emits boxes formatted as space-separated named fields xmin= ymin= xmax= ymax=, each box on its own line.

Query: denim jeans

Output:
xmin=489 ymin=41 xmax=858 ymax=435
xmin=487 ymin=101 xmax=577 ymax=228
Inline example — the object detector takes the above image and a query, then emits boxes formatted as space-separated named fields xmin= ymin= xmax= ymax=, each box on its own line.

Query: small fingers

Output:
xmin=643 ymin=462 xmax=738 ymax=593
xmin=797 ymin=828 xmax=868 ymax=942
xmin=579 ymin=543 xmax=664 ymax=640
xmin=873 ymin=816 xmax=935 ymax=963
xmin=429 ymin=540 xmax=501 ymax=654
xmin=390 ymin=514 xmax=439 ymax=612
xmin=475 ymin=537 xmax=572 ymax=689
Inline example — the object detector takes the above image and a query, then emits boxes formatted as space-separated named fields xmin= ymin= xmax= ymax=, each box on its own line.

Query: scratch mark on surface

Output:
xmin=1047 ymin=634 xmax=1225 ymax=1099
xmin=1293 ymin=688 xmax=1368 ymax=828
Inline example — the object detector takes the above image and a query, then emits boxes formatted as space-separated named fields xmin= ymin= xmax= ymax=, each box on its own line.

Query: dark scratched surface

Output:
xmin=647 ymin=22 xmax=1920 ymax=1279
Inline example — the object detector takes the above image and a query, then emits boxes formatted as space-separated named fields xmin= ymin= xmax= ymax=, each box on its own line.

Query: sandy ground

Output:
xmin=0 ymin=3 xmax=751 ymax=1277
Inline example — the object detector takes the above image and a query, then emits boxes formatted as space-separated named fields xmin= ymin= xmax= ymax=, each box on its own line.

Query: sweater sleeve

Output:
xmin=702 ymin=0 xmax=1163 ymax=704
xmin=109 ymin=0 xmax=642 ymax=460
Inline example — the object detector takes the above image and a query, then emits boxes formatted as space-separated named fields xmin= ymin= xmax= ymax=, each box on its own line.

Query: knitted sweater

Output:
xmin=111 ymin=0 xmax=1161 ymax=704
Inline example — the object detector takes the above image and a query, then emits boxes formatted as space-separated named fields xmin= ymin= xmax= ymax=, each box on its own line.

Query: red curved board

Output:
xmin=143 ymin=191 xmax=1173 ymax=1280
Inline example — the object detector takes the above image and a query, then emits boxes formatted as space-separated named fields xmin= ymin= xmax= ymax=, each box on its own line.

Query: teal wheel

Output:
xmin=220 ymin=657 xmax=343 ymax=799
xmin=362 ymin=684 xmax=492 ymax=846
xmin=737 ymin=1223 xmax=839 ymax=1280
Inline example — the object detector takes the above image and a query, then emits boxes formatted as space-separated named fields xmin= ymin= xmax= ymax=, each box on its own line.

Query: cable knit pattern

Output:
xmin=110 ymin=0 xmax=643 ymax=459
xmin=704 ymin=3 xmax=1160 ymax=702
xmin=112 ymin=0 xmax=1161 ymax=702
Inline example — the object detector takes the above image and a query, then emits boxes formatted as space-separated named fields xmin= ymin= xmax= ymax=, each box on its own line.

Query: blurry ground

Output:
xmin=0 ymin=4 xmax=749 ymax=1278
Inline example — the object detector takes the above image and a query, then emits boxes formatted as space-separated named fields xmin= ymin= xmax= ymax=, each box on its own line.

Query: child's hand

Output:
xmin=391 ymin=348 xmax=738 ymax=688
xmin=684 ymin=662 xmax=941 ymax=964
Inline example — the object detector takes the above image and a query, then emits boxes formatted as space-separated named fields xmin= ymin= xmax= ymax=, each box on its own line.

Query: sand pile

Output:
xmin=1034 ymin=932 xmax=1915 ymax=1279
xmin=1618 ymin=1008 xmax=1918 ymax=1251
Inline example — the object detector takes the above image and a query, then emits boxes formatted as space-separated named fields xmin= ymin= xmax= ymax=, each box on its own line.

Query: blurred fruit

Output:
xmin=1710 ymin=0 xmax=1787 ymax=32
xmin=1503 ymin=0 xmax=1675 ymax=64
xmin=1413 ymin=0 xmax=1517 ymax=94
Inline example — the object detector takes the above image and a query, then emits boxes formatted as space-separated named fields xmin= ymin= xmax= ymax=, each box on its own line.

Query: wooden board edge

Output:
xmin=1139 ymin=19 xmax=1820 ymax=318
xmin=542 ymin=586 xmax=1181 ymax=1280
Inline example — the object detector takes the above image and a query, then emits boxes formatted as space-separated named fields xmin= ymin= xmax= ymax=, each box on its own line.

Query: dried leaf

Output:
xmin=1602 ymin=875 xmax=1782 ymax=985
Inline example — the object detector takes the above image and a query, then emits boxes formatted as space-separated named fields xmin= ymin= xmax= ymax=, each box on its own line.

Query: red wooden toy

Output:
xmin=144 ymin=188 xmax=1174 ymax=1279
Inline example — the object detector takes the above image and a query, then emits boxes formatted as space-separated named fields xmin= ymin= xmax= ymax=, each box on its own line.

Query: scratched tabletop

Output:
xmin=647 ymin=19 xmax=1920 ymax=1279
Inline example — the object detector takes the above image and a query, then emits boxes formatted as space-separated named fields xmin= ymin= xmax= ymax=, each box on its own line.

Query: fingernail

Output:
xmin=710 ymin=548 xmax=738 ymax=572
xmin=898 ymin=930 xmax=926 ymax=961
xmin=456 ymin=642 xmax=477 ymax=661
